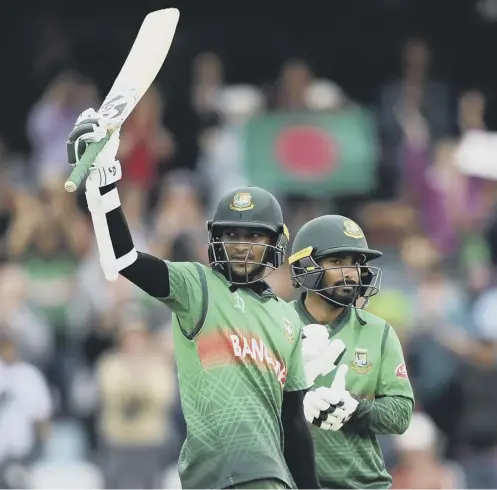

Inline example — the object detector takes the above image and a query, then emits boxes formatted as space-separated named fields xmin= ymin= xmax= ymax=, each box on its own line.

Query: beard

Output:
xmin=322 ymin=280 xmax=360 ymax=307
xmin=228 ymin=262 xmax=266 ymax=283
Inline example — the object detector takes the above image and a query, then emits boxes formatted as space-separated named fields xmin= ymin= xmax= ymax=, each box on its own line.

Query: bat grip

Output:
xmin=64 ymin=135 xmax=110 ymax=192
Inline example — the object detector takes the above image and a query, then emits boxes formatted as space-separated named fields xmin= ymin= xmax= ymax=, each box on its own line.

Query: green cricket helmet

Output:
xmin=289 ymin=215 xmax=382 ymax=308
xmin=207 ymin=186 xmax=290 ymax=285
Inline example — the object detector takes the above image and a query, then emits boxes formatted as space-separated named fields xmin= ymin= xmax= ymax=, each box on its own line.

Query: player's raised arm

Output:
xmin=66 ymin=110 xmax=203 ymax=327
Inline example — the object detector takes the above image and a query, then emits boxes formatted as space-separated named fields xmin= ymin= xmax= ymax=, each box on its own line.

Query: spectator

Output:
xmin=271 ymin=59 xmax=314 ymax=110
xmin=26 ymin=71 xmax=99 ymax=188
xmin=0 ymin=332 xmax=52 ymax=488
xmin=391 ymin=412 xmax=463 ymax=489
xmin=95 ymin=313 xmax=176 ymax=489
xmin=118 ymin=84 xmax=175 ymax=190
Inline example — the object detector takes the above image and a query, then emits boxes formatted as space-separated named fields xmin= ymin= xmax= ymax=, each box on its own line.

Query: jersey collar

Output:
xmin=296 ymin=293 xmax=350 ymax=335
xmin=250 ymin=281 xmax=278 ymax=300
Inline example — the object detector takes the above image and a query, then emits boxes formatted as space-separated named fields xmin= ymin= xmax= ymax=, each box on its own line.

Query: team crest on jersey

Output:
xmin=350 ymin=348 xmax=372 ymax=373
xmin=284 ymin=320 xmax=294 ymax=341
xmin=343 ymin=219 xmax=364 ymax=239
xmin=230 ymin=192 xmax=254 ymax=211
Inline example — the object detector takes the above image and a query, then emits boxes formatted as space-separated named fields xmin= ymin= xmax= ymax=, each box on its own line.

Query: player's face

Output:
xmin=319 ymin=254 xmax=361 ymax=306
xmin=221 ymin=228 xmax=271 ymax=277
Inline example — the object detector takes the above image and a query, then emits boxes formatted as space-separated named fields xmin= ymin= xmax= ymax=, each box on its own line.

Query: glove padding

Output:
xmin=67 ymin=108 xmax=122 ymax=188
xmin=302 ymin=324 xmax=346 ymax=387
xmin=304 ymin=364 xmax=359 ymax=431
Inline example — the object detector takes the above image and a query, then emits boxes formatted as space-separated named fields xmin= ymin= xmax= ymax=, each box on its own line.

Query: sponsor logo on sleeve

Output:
xmin=395 ymin=363 xmax=409 ymax=379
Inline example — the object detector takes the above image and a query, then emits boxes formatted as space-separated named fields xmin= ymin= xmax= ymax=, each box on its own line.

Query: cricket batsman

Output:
xmin=65 ymin=110 xmax=331 ymax=489
xmin=288 ymin=215 xmax=415 ymax=489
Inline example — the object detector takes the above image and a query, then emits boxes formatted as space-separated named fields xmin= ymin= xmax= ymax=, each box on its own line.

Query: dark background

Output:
xmin=2 ymin=0 xmax=496 ymax=152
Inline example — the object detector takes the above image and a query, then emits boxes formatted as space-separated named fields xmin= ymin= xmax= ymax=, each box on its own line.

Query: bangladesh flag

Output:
xmin=242 ymin=107 xmax=379 ymax=197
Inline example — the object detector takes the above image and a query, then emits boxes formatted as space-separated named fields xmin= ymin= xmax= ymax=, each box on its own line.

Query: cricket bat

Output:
xmin=64 ymin=8 xmax=180 ymax=192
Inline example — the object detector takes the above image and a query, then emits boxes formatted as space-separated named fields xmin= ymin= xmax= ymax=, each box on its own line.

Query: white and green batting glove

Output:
xmin=304 ymin=364 xmax=359 ymax=431
xmin=302 ymin=324 xmax=346 ymax=387
xmin=67 ymin=108 xmax=122 ymax=188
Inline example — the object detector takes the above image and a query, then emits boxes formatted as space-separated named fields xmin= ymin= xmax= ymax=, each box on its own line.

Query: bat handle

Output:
xmin=64 ymin=135 xmax=110 ymax=192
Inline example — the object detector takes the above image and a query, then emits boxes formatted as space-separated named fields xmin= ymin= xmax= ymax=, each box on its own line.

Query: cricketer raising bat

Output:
xmin=64 ymin=8 xmax=180 ymax=192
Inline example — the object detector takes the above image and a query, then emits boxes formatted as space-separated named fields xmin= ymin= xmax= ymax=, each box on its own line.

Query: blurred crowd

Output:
xmin=1 ymin=28 xmax=497 ymax=489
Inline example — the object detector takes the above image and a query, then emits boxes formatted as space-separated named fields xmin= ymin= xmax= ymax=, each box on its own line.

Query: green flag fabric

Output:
xmin=242 ymin=107 xmax=379 ymax=197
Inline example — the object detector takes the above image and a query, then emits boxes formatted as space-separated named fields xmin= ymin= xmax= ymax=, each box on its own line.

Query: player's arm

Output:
xmin=282 ymin=390 xmax=319 ymax=489
xmin=304 ymin=325 xmax=413 ymax=434
xmin=350 ymin=396 xmax=413 ymax=435
xmin=67 ymin=111 xmax=204 ymax=335
xmin=96 ymin=184 xmax=204 ymax=333
xmin=350 ymin=324 xmax=414 ymax=435
xmin=283 ymin=327 xmax=320 ymax=489
xmin=93 ymin=181 xmax=168 ymax=294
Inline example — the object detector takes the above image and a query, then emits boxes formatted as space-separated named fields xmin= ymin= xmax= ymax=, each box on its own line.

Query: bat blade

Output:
xmin=64 ymin=8 xmax=180 ymax=192
xmin=99 ymin=8 xmax=180 ymax=128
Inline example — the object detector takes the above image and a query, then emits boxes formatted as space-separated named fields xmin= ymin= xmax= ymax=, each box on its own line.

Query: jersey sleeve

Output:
xmin=284 ymin=324 xmax=310 ymax=392
xmin=377 ymin=324 xmax=415 ymax=401
xmin=159 ymin=261 xmax=206 ymax=336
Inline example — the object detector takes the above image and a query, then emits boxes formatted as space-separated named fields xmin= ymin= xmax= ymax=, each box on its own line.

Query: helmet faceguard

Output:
xmin=290 ymin=247 xmax=382 ymax=308
xmin=207 ymin=221 xmax=289 ymax=285
xmin=289 ymin=215 xmax=383 ymax=308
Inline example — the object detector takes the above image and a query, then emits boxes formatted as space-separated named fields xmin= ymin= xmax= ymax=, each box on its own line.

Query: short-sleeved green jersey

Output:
xmin=162 ymin=261 xmax=308 ymax=489
xmin=291 ymin=295 xmax=414 ymax=489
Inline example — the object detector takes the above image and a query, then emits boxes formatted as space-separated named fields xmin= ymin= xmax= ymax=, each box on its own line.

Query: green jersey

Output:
xmin=292 ymin=295 xmax=414 ymax=489
xmin=162 ymin=261 xmax=308 ymax=489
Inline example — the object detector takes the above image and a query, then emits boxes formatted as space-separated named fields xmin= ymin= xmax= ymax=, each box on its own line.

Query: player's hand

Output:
xmin=66 ymin=108 xmax=122 ymax=187
xmin=303 ymin=364 xmax=359 ymax=431
xmin=302 ymin=324 xmax=346 ymax=387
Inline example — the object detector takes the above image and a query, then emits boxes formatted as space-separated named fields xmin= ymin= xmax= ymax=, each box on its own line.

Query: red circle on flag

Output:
xmin=274 ymin=126 xmax=337 ymax=177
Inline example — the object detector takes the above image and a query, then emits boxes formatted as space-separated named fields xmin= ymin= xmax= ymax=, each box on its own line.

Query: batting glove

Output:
xmin=302 ymin=324 xmax=346 ymax=387
xmin=304 ymin=364 xmax=359 ymax=431
xmin=67 ymin=108 xmax=122 ymax=188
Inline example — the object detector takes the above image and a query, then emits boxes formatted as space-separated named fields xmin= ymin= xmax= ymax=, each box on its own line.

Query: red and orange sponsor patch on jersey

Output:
xmin=196 ymin=329 xmax=287 ymax=386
